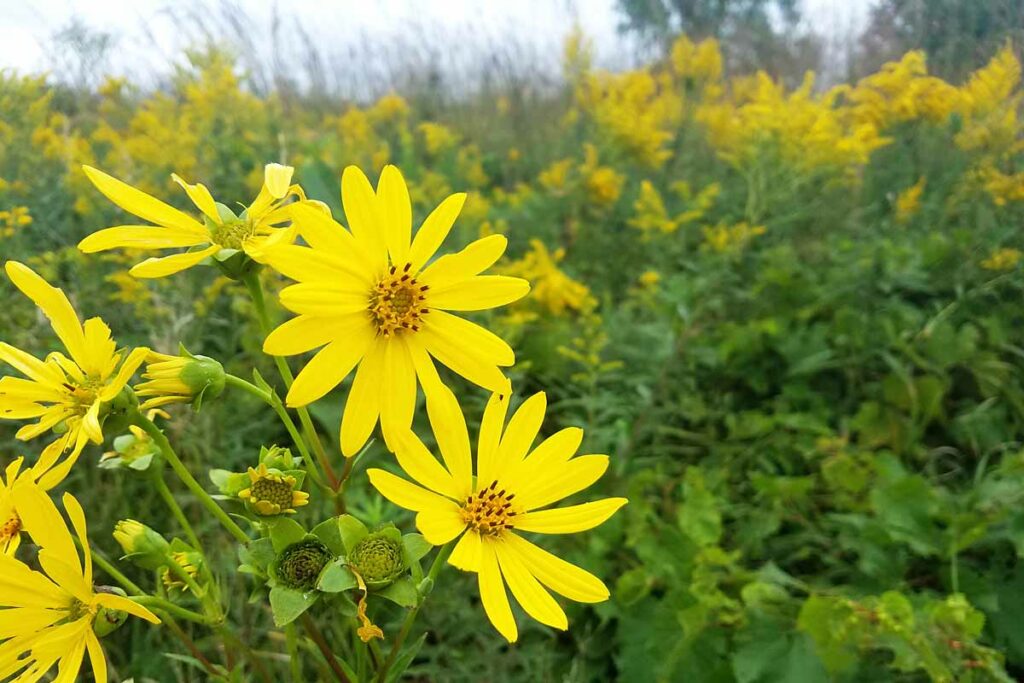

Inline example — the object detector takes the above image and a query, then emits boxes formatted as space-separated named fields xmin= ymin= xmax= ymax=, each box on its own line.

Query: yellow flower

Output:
xmin=895 ymin=177 xmax=926 ymax=223
xmin=162 ymin=551 xmax=203 ymax=595
xmin=368 ymin=387 xmax=627 ymax=642
xmin=638 ymin=270 xmax=661 ymax=288
xmin=79 ymin=163 xmax=304 ymax=278
xmin=981 ymin=247 xmax=1021 ymax=271
xmin=418 ymin=122 xmax=458 ymax=155
xmin=0 ymin=487 xmax=159 ymax=682
xmin=0 ymin=262 xmax=149 ymax=471
xmin=500 ymin=239 xmax=595 ymax=316
xmin=0 ymin=456 xmax=66 ymax=555
xmin=262 ymin=165 xmax=529 ymax=456
xmin=238 ymin=463 xmax=310 ymax=515
xmin=701 ymin=221 xmax=767 ymax=254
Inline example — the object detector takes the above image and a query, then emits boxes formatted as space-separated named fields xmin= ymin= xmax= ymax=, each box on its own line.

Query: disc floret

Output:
xmin=460 ymin=480 xmax=518 ymax=536
xmin=369 ymin=262 xmax=430 ymax=337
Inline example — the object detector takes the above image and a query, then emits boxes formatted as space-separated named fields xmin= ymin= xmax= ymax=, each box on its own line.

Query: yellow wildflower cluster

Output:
xmin=895 ymin=177 xmax=927 ymax=224
xmin=0 ymin=205 xmax=31 ymax=238
xmin=702 ymin=221 xmax=767 ymax=254
xmin=981 ymin=247 xmax=1022 ymax=271
xmin=500 ymin=239 xmax=596 ymax=316
xmin=629 ymin=180 xmax=719 ymax=238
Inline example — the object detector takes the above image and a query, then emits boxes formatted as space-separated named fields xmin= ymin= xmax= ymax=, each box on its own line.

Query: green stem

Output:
xmin=89 ymin=547 xmax=145 ymax=596
xmin=224 ymin=373 xmax=325 ymax=489
xmin=131 ymin=596 xmax=211 ymax=625
xmin=131 ymin=411 xmax=250 ymax=545
xmin=286 ymin=624 xmax=303 ymax=683
xmin=152 ymin=471 xmax=202 ymax=550
xmin=301 ymin=613 xmax=352 ymax=683
xmin=376 ymin=543 xmax=452 ymax=682
xmin=242 ymin=271 xmax=340 ymax=490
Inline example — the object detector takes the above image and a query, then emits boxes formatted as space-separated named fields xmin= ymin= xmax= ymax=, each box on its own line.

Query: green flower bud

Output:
xmin=348 ymin=530 xmax=406 ymax=588
xmin=93 ymin=586 xmax=130 ymax=637
xmin=276 ymin=540 xmax=333 ymax=591
xmin=135 ymin=346 xmax=225 ymax=411
xmin=113 ymin=519 xmax=170 ymax=570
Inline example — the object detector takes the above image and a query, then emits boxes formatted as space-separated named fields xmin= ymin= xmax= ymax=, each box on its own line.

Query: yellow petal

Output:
xmin=286 ymin=332 xmax=373 ymax=407
xmin=503 ymin=427 xmax=583 ymax=491
xmin=503 ymin=533 xmax=609 ymax=603
xmin=515 ymin=455 xmax=609 ymax=512
xmin=390 ymin=429 xmax=462 ymax=500
xmin=379 ymin=338 xmax=418 ymax=453
xmin=78 ymin=226 xmax=208 ymax=253
xmin=85 ymin=631 xmax=108 ymax=683
xmin=419 ymin=315 xmax=512 ymax=393
xmin=495 ymin=392 xmax=546 ymax=476
xmin=367 ymin=469 xmax=453 ymax=512
xmin=478 ymin=539 xmax=517 ymax=642
xmin=38 ymin=550 xmax=91 ymax=603
xmin=494 ymin=537 xmax=567 ymax=630
xmin=278 ymin=283 xmax=371 ymax=317
xmin=61 ymin=493 xmax=91 ymax=586
xmin=423 ymin=384 xmax=473 ymax=494
xmin=93 ymin=593 xmax=160 ymax=624
xmin=377 ymin=165 xmax=412 ymax=265
xmin=423 ymin=310 xmax=514 ymax=366
xmin=0 ymin=554 xmax=68 ymax=608
xmin=514 ymin=498 xmax=627 ymax=534
xmin=340 ymin=342 xmax=386 ymax=456
xmin=420 ymin=234 xmax=508 ymax=290
xmin=82 ymin=166 xmax=206 ymax=234
xmin=341 ymin=166 xmax=387 ymax=270
xmin=11 ymin=484 xmax=80 ymax=578
xmin=288 ymin=203 xmax=376 ymax=283
xmin=262 ymin=244 xmax=368 ymax=285
xmin=171 ymin=174 xmax=220 ymax=223
xmin=0 ymin=607 xmax=65 ymax=638
xmin=429 ymin=276 xmax=530 ymax=312
xmin=5 ymin=262 xmax=87 ymax=366
xmin=477 ymin=390 xmax=511 ymax=486
xmin=415 ymin=505 xmax=466 ymax=545
xmin=0 ymin=343 xmax=65 ymax=386
xmin=128 ymin=245 xmax=219 ymax=279
xmin=264 ymin=163 xmax=294 ymax=198
xmin=265 ymin=314 xmax=371 ymax=356
xmin=408 ymin=193 xmax=466 ymax=272
xmin=98 ymin=347 xmax=149 ymax=402
xmin=448 ymin=528 xmax=483 ymax=572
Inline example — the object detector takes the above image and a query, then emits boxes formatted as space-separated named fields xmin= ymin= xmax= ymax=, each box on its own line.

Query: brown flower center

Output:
xmin=460 ymin=480 xmax=517 ymax=536
xmin=369 ymin=262 xmax=429 ymax=337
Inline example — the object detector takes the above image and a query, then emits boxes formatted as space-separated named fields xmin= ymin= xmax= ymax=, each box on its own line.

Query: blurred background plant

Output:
xmin=4 ymin=0 xmax=1024 ymax=680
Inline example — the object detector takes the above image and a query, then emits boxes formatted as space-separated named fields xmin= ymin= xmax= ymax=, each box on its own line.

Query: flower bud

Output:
xmin=348 ymin=529 xmax=406 ymax=589
xmin=276 ymin=539 xmax=333 ymax=591
xmin=134 ymin=346 xmax=225 ymax=411
xmin=113 ymin=519 xmax=170 ymax=570
xmin=239 ymin=463 xmax=309 ymax=516
xmin=93 ymin=586 xmax=130 ymax=637
xmin=162 ymin=550 xmax=204 ymax=595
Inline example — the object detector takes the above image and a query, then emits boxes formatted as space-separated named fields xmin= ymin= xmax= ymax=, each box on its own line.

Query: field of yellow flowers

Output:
xmin=3 ymin=29 xmax=1024 ymax=681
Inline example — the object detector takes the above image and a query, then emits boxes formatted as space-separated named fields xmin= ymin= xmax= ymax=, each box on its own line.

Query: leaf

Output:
xmin=385 ymin=632 xmax=427 ymax=683
xmin=317 ymin=560 xmax=358 ymax=593
xmin=377 ymin=577 xmax=418 ymax=608
xmin=677 ymin=468 xmax=722 ymax=547
xmin=269 ymin=586 xmax=318 ymax=626
xmin=311 ymin=518 xmax=346 ymax=556
xmin=269 ymin=518 xmax=308 ymax=554
xmin=733 ymin=623 xmax=828 ymax=683
xmin=337 ymin=514 xmax=369 ymax=553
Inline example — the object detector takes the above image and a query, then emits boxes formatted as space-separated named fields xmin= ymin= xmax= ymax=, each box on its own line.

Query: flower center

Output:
xmin=211 ymin=219 xmax=256 ymax=250
xmin=460 ymin=480 xmax=518 ymax=536
xmin=349 ymin=535 xmax=404 ymax=584
xmin=0 ymin=513 xmax=21 ymax=546
xmin=250 ymin=476 xmax=295 ymax=509
xmin=369 ymin=263 xmax=429 ymax=337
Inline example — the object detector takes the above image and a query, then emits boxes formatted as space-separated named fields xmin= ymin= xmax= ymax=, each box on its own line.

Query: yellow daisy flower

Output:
xmin=263 ymin=165 xmax=530 ymax=456
xmin=367 ymin=387 xmax=627 ymax=642
xmin=0 ymin=456 xmax=66 ymax=555
xmin=0 ymin=262 xmax=149 ymax=470
xmin=0 ymin=487 xmax=160 ymax=682
xmin=79 ymin=163 xmax=303 ymax=278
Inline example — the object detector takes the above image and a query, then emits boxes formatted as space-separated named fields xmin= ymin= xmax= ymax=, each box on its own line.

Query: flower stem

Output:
xmin=152 ymin=470 xmax=202 ymax=550
xmin=131 ymin=410 xmax=250 ymax=545
xmin=131 ymin=595 xmax=211 ymax=625
xmin=286 ymin=624 xmax=303 ymax=683
xmin=89 ymin=546 xmax=145 ymax=595
xmin=301 ymin=613 xmax=352 ymax=683
xmin=242 ymin=271 xmax=341 ymax=490
xmin=376 ymin=543 xmax=452 ymax=682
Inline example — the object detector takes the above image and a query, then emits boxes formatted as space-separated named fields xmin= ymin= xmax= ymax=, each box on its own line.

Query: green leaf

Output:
xmin=377 ymin=577 xmax=418 ymax=608
xmin=317 ymin=560 xmax=358 ymax=593
xmin=239 ymin=538 xmax=275 ymax=575
xmin=311 ymin=518 xmax=346 ymax=556
xmin=402 ymin=533 xmax=432 ymax=563
xmin=733 ymin=625 xmax=828 ymax=683
xmin=269 ymin=586 xmax=318 ymax=626
xmin=337 ymin=514 xmax=369 ymax=553
xmin=385 ymin=633 xmax=427 ymax=683
xmin=269 ymin=518 xmax=307 ymax=554
xmin=677 ymin=468 xmax=722 ymax=547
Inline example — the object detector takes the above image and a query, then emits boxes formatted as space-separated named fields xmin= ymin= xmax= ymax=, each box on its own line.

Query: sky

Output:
xmin=1 ymin=0 xmax=877 ymax=84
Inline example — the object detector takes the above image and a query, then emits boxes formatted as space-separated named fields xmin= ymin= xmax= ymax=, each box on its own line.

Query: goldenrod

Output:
xmin=262 ymin=165 xmax=529 ymax=456
xmin=368 ymin=387 xmax=626 ymax=642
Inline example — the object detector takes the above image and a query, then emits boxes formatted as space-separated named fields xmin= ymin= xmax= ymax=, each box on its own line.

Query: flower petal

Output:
xmin=448 ymin=528 xmax=483 ymax=572
xmin=391 ymin=429 xmax=462 ymax=499
xmin=503 ymin=533 xmax=609 ymax=603
xmin=128 ymin=245 xmax=219 ymax=279
xmin=286 ymin=329 xmax=374 ymax=407
xmin=79 ymin=226 xmax=208 ymax=253
xmin=477 ymin=390 xmax=511 ymax=487
xmin=408 ymin=193 xmax=466 ymax=272
xmin=171 ymin=174 xmax=220 ymax=223
xmin=379 ymin=337 xmax=417 ymax=452
xmin=423 ymin=384 xmax=473 ymax=494
xmin=494 ymin=392 xmax=547 ymax=479
xmin=367 ymin=469 xmax=453 ymax=512
xmin=478 ymin=539 xmax=517 ymax=643
xmin=494 ymin=537 xmax=567 ymax=630
xmin=514 ymin=498 xmax=627 ymax=534
xmin=82 ymin=166 xmax=206 ymax=234
xmin=5 ymin=262 xmax=88 ymax=367
xmin=11 ymin=484 xmax=80 ymax=578
xmin=377 ymin=165 xmax=412 ymax=265
xmin=515 ymin=455 xmax=610 ymax=513
xmin=264 ymin=314 xmax=371 ymax=356
xmin=341 ymin=166 xmax=387 ymax=271
xmin=430 ymin=276 xmax=530 ymax=312
xmin=93 ymin=593 xmax=160 ymax=624
xmin=340 ymin=342 xmax=385 ymax=457
xmin=420 ymin=234 xmax=508 ymax=290
xmin=415 ymin=505 xmax=466 ymax=545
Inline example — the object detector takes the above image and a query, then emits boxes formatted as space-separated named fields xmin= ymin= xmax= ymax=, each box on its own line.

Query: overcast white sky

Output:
xmin=1 ymin=0 xmax=876 ymax=82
